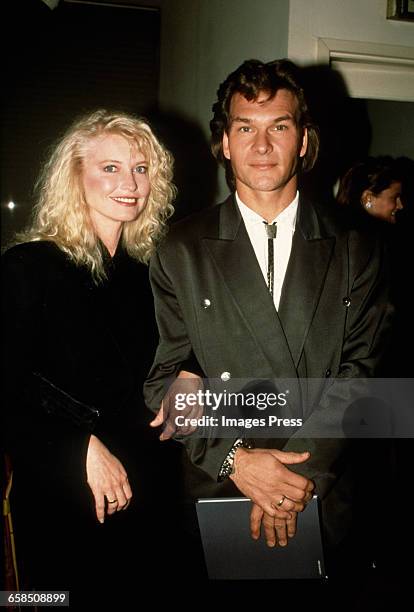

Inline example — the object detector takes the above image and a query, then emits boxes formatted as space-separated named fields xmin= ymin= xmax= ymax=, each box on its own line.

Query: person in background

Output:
xmin=1 ymin=109 xmax=178 ymax=602
xmin=337 ymin=154 xmax=413 ymax=584
xmin=336 ymin=155 xmax=409 ymax=376
xmin=336 ymin=156 xmax=403 ymax=226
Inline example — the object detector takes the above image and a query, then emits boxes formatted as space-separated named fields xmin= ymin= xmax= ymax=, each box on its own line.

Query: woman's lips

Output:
xmin=111 ymin=197 xmax=138 ymax=206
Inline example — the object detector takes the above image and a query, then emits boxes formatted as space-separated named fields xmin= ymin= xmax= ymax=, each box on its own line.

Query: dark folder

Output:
xmin=196 ymin=495 xmax=326 ymax=580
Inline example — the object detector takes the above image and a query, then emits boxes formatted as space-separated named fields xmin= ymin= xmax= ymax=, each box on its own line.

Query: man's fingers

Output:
xmin=270 ymin=501 xmax=292 ymax=520
xmin=277 ymin=467 xmax=313 ymax=496
xmin=149 ymin=406 xmax=164 ymax=428
xmin=159 ymin=412 xmax=178 ymax=439
xmin=269 ymin=449 xmax=310 ymax=465
xmin=159 ymin=426 xmax=174 ymax=441
xmin=262 ymin=513 xmax=277 ymax=547
xmin=257 ymin=498 xmax=284 ymax=518
xmin=271 ymin=477 xmax=312 ymax=502
xmin=287 ymin=514 xmax=297 ymax=538
xmin=274 ymin=496 xmax=305 ymax=513
xmin=154 ymin=372 xmax=204 ymax=435
xmin=274 ymin=519 xmax=288 ymax=546
xmin=304 ymin=488 xmax=314 ymax=503
xmin=252 ymin=508 xmax=290 ymax=547
xmin=155 ymin=406 xmax=199 ymax=439
xmin=250 ymin=504 xmax=263 ymax=540
xmin=306 ymin=480 xmax=315 ymax=493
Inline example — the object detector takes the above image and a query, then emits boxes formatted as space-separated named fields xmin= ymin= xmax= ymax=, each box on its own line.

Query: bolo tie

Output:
xmin=263 ymin=221 xmax=277 ymax=297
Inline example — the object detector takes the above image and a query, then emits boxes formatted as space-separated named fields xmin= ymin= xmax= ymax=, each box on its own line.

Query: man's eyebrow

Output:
xmin=229 ymin=114 xmax=295 ymax=124
xmin=273 ymin=114 xmax=294 ymax=123
xmin=230 ymin=116 xmax=252 ymax=124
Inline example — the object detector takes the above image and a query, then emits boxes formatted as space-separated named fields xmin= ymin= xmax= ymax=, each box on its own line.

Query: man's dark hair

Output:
xmin=210 ymin=59 xmax=320 ymax=190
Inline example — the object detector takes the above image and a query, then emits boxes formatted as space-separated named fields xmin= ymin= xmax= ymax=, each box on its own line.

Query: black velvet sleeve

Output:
xmin=1 ymin=244 xmax=91 ymax=496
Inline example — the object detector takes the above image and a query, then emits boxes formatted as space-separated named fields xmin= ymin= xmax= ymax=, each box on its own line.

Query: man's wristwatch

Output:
xmin=217 ymin=438 xmax=254 ymax=482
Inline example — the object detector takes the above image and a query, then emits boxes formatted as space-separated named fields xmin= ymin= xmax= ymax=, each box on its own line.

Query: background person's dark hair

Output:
xmin=210 ymin=58 xmax=320 ymax=190
xmin=336 ymin=156 xmax=402 ymax=209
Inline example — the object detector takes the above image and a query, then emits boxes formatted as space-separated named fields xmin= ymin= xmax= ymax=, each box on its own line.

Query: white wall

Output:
xmin=287 ymin=0 xmax=414 ymax=162
xmin=288 ymin=0 xmax=414 ymax=64
xmin=160 ymin=0 xmax=290 ymax=200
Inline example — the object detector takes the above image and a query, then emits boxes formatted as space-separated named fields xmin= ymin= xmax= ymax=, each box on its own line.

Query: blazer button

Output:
xmin=221 ymin=371 xmax=231 ymax=382
xmin=202 ymin=298 xmax=211 ymax=309
xmin=325 ymin=369 xmax=331 ymax=378
xmin=342 ymin=296 xmax=351 ymax=307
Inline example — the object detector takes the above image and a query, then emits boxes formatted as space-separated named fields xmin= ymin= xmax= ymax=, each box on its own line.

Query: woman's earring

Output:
xmin=365 ymin=199 xmax=373 ymax=209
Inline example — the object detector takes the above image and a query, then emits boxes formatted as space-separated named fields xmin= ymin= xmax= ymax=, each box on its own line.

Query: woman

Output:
xmin=336 ymin=156 xmax=403 ymax=225
xmin=336 ymin=155 xmax=409 ymax=377
xmin=1 ymin=110 xmax=178 ymax=598
xmin=336 ymin=155 xmax=413 ymax=578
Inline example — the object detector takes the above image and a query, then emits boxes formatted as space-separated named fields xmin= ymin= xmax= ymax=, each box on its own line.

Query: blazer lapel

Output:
xmin=278 ymin=198 xmax=335 ymax=368
xmin=202 ymin=197 xmax=297 ymax=380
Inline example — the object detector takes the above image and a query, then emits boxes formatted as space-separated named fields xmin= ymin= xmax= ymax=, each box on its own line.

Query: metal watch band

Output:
xmin=217 ymin=438 xmax=254 ymax=482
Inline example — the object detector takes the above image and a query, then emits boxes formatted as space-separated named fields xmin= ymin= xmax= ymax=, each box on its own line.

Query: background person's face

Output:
xmin=82 ymin=133 xmax=150 ymax=237
xmin=222 ymin=89 xmax=307 ymax=200
xmin=366 ymin=181 xmax=403 ymax=224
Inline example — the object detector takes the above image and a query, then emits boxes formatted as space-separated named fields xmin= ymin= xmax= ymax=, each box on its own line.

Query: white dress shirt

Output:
xmin=236 ymin=191 xmax=299 ymax=310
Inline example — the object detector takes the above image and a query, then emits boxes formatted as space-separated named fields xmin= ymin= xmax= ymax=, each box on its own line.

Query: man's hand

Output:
xmin=230 ymin=447 xmax=314 ymax=518
xmin=150 ymin=370 xmax=203 ymax=440
xmin=86 ymin=434 xmax=132 ymax=524
xmin=250 ymin=503 xmax=298 ymax=547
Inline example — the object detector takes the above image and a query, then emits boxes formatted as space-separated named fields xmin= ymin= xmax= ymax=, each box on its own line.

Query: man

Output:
xmin=144 ymin=59 xmax=392 ymax=570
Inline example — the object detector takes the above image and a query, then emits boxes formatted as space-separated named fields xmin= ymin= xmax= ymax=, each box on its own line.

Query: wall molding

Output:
xmin=317 ymin=37 xmax=414 ymax=101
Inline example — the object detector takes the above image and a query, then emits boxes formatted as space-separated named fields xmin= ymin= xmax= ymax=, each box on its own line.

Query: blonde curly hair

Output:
xmin=18 ymin=109 xmax=176 ymax=280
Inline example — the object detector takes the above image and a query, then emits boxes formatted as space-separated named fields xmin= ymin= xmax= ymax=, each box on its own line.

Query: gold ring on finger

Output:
xmin=276 ymin=495 xmax=286 ymax=507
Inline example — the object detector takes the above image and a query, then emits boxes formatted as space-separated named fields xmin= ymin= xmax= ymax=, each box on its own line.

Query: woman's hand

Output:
xmin=86 ymin=434 xmax=132 ymax=523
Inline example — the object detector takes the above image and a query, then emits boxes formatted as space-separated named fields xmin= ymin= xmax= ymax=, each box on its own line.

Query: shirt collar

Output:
xmin=235 ymin=191 xmax=299 ymax=231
